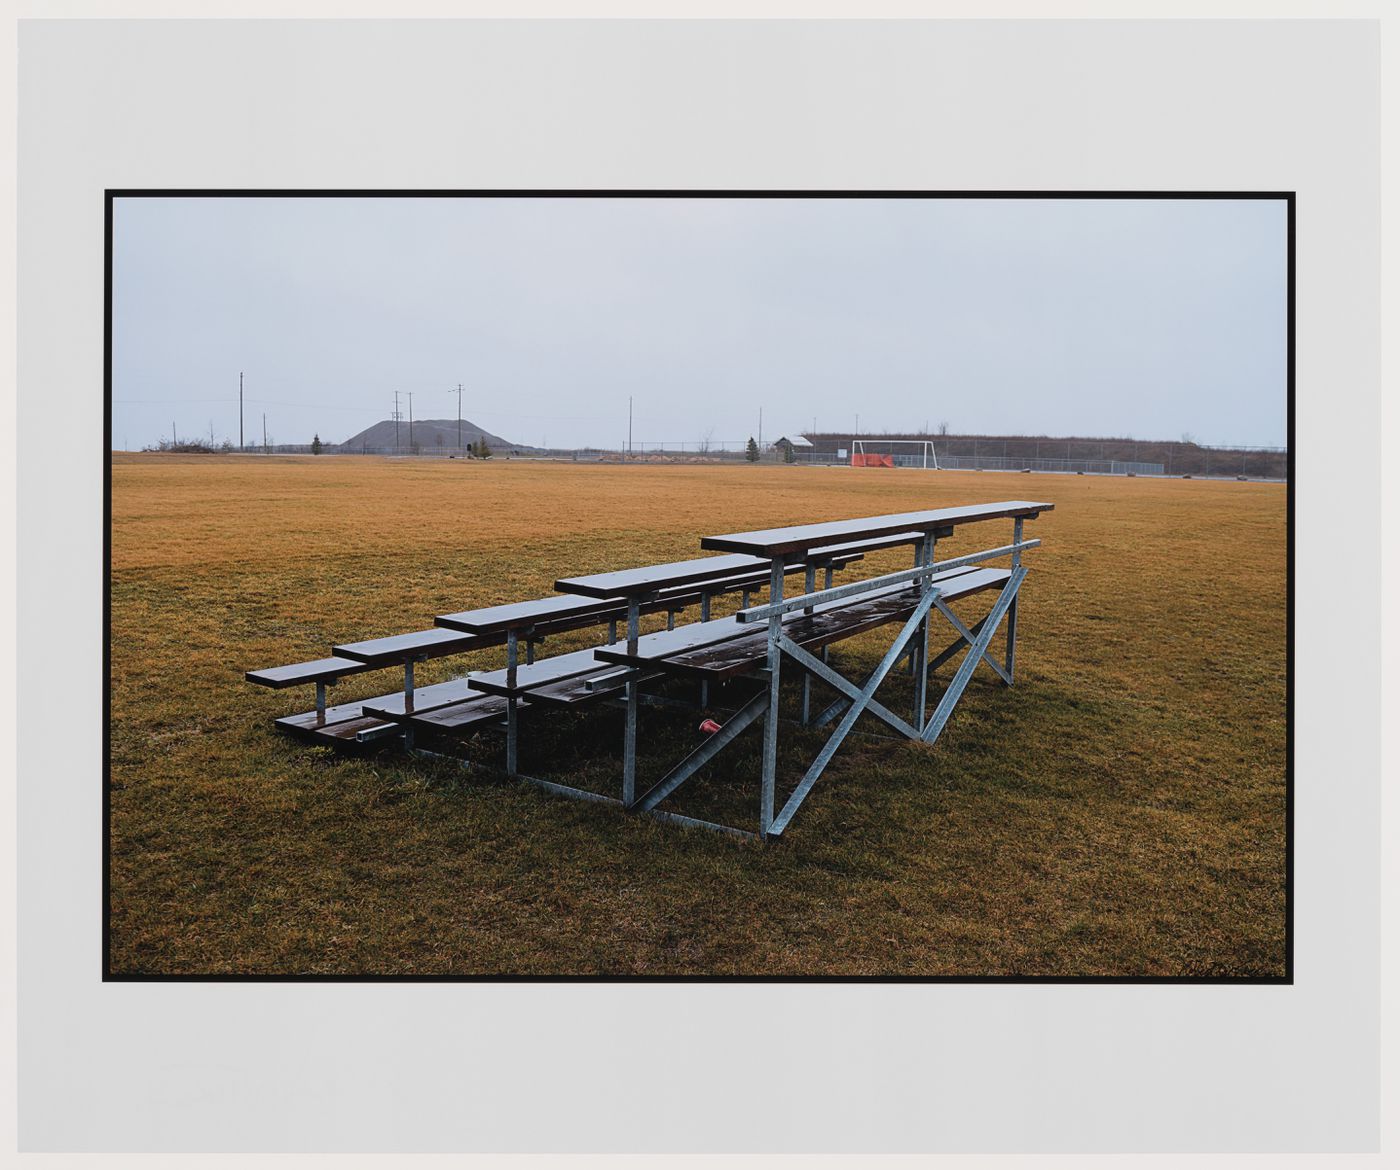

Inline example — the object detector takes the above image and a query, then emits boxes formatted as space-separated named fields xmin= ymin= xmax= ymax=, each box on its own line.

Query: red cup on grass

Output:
xmin=698 ymin=718 xmax=722 ymax=734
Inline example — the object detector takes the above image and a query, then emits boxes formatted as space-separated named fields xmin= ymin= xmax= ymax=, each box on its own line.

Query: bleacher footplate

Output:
xmin=274 ymin=706 xmax=401 ymax=747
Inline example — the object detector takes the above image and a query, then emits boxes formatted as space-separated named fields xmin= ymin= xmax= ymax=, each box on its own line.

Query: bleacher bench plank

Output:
xmin=555 ymin=552 xmax=776 ymax=599
xmin=274 ymin=709 xmax=399 ymax=744
xmin=333 ymin=627 xmax=504 ymax=666
xmin=436 ymin=593 xmax=624 ymax=635
xmin=245 ymin=656 xmax=370 ymax=688
xmin=521 ymin=666 xmax=648 ymax=707
xmin=594 ymin=565 xmax=1007 ymax=675
xmin=466 ymin=646 xmax=615 ymax=699
xmin=659 ymin=568 xmax=1013 ymax=681
xmin=590 ymin=568 xmax=982 ymax=669
xmin=701 ymin=502 xmax=1053 ymax=557
xmin=408 ymin=694 xmax=526 ymax=736
xmin=360 ymin=677 xmax=490 ymax=721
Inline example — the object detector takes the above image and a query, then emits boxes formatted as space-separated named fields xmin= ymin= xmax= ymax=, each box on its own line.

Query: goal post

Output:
xmin=852 ymin=439 xmax=940 ymax=469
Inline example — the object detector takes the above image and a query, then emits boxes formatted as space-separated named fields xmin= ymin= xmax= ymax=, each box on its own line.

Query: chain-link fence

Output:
xmin=938 ymin=454 xmax=1165 ymax=475
xmin=179 ymin=436 xmax=1285 ymax=479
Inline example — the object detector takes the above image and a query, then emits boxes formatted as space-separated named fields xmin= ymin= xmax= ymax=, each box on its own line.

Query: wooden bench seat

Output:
xmin=435 ymin=593 xmax=624 ymax=635
xmin=701 ymin=501 xmax=1053 ymax=557
xmin=278 ymin=712 xmax=400 ymax=745
xmin=360 ymin=677 xmax=492 ymax=720
xmin=555 ymin=552 xmax=777 ymax=598
xmin=807 ymin=530 xmax=926 ymax=559
xmin=333 ymin=627 xmax=505 ymax=666
xmin=437 ymin=588 xmax=707 ymax=638
xmin=274 ymin=695 xmax=400 ymax=745
xmin=594 ymin=565 xmax=1009 ymax=678
xmin=408 ymin=694 xmax=528 ymax=736
xmin=590 ymin=578 xmax=936 ymax=672
xmin=554 ymin=549 xmax=869 ymax=602
xmin=438 ymin=552 xmax=865 ymax=637
xmin=657 ymin=568 xmax=1013 ymax=680
xmin=245 ymin=655 xmax=370 ymax=688
xmin=522 ymin=665 xmax=652 ymax=707
xmin=465 ymin=646 xmax=614 ymax=699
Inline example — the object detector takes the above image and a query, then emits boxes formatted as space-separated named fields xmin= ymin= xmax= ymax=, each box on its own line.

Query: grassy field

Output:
xmin=108 ymin=454 xmax=1287 ymax=977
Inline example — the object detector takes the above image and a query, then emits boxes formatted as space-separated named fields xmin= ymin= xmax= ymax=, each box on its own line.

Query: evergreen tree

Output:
xmin=783 ymin=442 xmax=796 ymax=464
xmin=311 ymin=433 xmax=322 ymax=455
xmin=745 ymin=436 xmax=759 ymax=462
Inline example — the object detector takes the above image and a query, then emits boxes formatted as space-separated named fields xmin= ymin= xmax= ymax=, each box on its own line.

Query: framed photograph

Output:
xmin=14 ymin=12 xmax=1383 ymax=1158
xmin=106 ymin=190 xmax=1291 ymax=982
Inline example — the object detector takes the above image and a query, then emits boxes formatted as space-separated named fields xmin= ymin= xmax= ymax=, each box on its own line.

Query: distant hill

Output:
xmin=337 ymin=418 xmax=538 ymax=453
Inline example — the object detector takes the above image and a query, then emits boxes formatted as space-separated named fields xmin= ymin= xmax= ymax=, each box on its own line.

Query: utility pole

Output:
xmin=393 ymin=391 xmax=402 ymax=451
xmin=454 ymin=382 xmax=463 ymax=453
xmin=239 ymin=372 xmax=244 ymax=451
xmin=758 ymin=407 xmax=763 ymax=451
xmin=171 ymin=421 xmax=176 ymax=448
xmin=209 ymin=419 xmax=215 ymax=445
xmin=408 ymin=391 xmax=414 ymax=450
xmin=627 ymin=396 xmax=633 ymax=459
xmin=855 ymin=413 xmax=860 ymax=436
xmin=263 ymin=413 xmax=267 ymax=454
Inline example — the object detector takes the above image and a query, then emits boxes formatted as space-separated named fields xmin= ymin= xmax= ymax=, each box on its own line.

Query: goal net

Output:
xmin=851 ymin=439 xmax=940 ymax=469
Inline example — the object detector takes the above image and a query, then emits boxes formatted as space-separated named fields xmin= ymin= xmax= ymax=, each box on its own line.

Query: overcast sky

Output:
xmin=112 ymin=196 xmax=1287 ymax=450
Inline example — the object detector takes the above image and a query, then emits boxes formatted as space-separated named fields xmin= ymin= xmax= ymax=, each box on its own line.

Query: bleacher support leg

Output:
xmin=800 ymin=564 xmax=815 ymax=724
xmin=505 ymin=631 xmax=519 ymax=776
xmin=913 ymin=534 xmax=935 ymax=723
xmin=760 ymin=560 xmax=785 ymax=835
xmin=909 ymin=542 xmax=924 ymax=675
xmin=699 ymin=594 xmax=711 ymax=708
xmin=822 ymin=566 xmax=833 ymax=663
xmin=1006 ymin=518 xmax=1023 ymax=683
xmin=315 ymin=681 xmax=327 ymax=722
xmin=622 ymin=598 xmax=641 ymax=805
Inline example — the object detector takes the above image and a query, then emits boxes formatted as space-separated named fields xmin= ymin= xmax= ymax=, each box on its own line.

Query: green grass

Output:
xmin=109 ymin=455 xmax=1286 ymax=976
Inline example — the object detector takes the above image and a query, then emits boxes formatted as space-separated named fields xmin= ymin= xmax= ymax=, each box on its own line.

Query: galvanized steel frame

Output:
xmin=627 ymin=521 xmax=1039 ymax=840
xmin=402 ymin=517 xmax=1040 ymax=842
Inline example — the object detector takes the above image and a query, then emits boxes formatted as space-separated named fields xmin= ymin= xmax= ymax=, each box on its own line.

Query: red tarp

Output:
xmin=851 ymin=453 xmax=895 ymax=468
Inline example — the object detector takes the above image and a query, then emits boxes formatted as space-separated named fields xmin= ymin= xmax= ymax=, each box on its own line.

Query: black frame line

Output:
xmin=102 ymin=188 xmax=1295 ymax=985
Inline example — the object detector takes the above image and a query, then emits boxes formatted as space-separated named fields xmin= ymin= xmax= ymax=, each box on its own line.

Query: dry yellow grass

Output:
xmin=109 ymin=453 xmax=1287 ymax=977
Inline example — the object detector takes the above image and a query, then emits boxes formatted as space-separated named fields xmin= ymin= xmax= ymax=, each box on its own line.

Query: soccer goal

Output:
xmin=851 ymin=439 xmax=940 ymax=469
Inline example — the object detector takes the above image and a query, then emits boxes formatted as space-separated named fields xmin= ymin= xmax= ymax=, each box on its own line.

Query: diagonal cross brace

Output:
xmin=928 ymin=614 xmax=988 ymax=673
xmin=628 ymin=688 xmax=769 ymax=813
xmin=778 ymin=637 xmax=921 ymax=740
xmin=934 ymin=598 xmax=1011 ymax=685
xmin=766 ymin=585 xmax=943 ymax=838
xmin=812 ymin=610 xmax=999 ymax=729
xmin=921 ymin=567 xmax=1026 ymax=746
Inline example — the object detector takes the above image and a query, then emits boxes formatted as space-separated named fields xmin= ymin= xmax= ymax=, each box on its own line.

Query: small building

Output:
xmin=772 ymin=434 xmax=814 ymax=457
